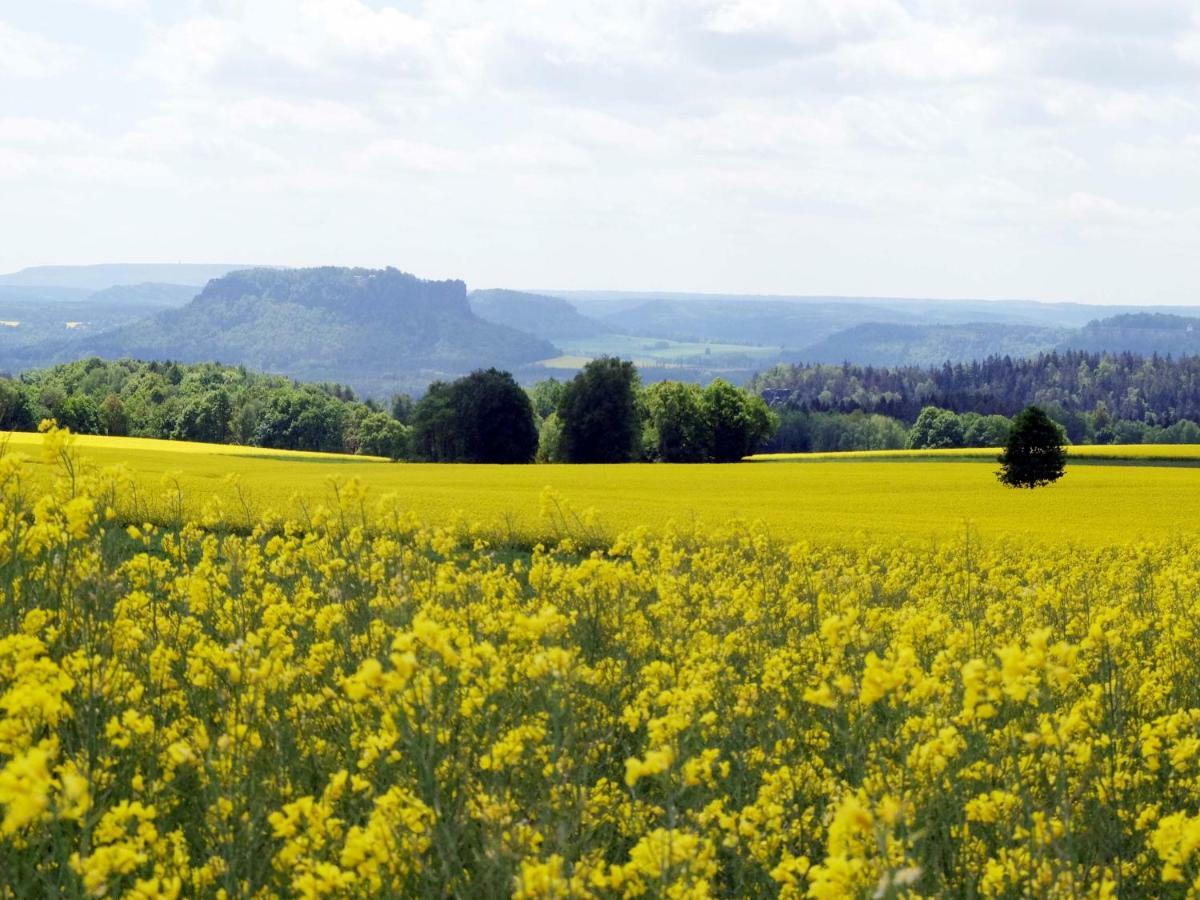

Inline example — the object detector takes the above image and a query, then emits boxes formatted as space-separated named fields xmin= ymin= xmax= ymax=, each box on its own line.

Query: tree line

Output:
xmin=412 ymin=358 xmax=777 ymax=463
xmin=0 ymin=357 xmax=778 ymax=463
xmin=753 ymin=351 xmax=1200 ymax=450
xmin=762 ymin=404 xmax=1200 ymax=454
xmin=0 ymin=358 xmax=409 ymax=458
xmin=751 ymin=352 xmax=1200 ymax=422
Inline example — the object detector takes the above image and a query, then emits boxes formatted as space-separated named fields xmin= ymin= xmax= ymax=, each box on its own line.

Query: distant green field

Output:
xmin=551 ymin=334 xmax=780 ymax=365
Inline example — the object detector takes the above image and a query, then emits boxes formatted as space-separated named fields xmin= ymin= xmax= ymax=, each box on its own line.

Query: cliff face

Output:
xmin=195 ymin=267 xmax=472 ymax=324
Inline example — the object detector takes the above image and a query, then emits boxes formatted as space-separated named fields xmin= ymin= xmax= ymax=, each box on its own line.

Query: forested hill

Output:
xmin=15 ymin=267 xmax=556 ymax=395
xmin=1065 ymin=313 xmax=1200 ymax=356
xmin=749 ymin=352 xmax=1200 ymax=425
xmin=469 ymin=289 xmax=609 ymax=341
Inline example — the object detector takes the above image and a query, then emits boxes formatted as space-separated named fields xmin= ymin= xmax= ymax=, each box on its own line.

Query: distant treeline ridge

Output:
xmin=0 ymin=356 xmax=778 ymax=463
xmin=753 ymin=351 xmax=1200 ymax=451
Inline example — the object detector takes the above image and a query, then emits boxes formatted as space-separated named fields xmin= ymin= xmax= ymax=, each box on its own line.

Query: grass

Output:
xmin=5 ymin=431 xmax=1200 ymax=547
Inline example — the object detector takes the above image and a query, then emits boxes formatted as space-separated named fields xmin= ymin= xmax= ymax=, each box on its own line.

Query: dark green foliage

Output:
xmin=6 ymin=358 xmax=405 ymax=456
xmin=0 ymin=380 xmax=35 ymax=431
xmin=643 ymin=381 xmax=709 ymax=462
xmin=527 ymin=379 xmax=565 ymax=421
xmin=997 ymin=406 xmax=1067 ymax=489
xmin=536 ymin=414 xmax=565 ymax=463
xmin=909 ymin=406 xmax=966 ymax=449
xmin=411 ymin=369 xmax=538 ymax=463
xmin=752 ymin=352 xmax=1200 ymax=450
xmin=750 ymin=352 xmax=1200 ymax=426
xmin=174 ymin=389 xmax=232 ymax=443
xmin=389 ymin=393 xmax=415 ymax=425
xmin=357 ymin=412 xmax=409 ymax=460
xmin=410 ymin=382 xmax=462 ymax=461
xmin=254 ymin=388 xmax=349 ymax=454
xmin=59 ymin=394 xmax=100 ymax=434
xmin=457 ymin=369 xmax=538 ymax=464
xmin=962 ymin=413 xmax=1012 ymax=447
xmin=703 ymin=379 xmax=778 ymax=463
xmin=558 ymin=358 xmax=642 ymax=463
xmin=763 ymin=410 xmax=909 ymax=453
xmin=99 ymin=394 xmax=128 ymax=436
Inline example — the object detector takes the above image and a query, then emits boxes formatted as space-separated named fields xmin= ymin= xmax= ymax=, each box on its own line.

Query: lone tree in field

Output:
xmin=997 ymin=405 xmax=1066 ymax=488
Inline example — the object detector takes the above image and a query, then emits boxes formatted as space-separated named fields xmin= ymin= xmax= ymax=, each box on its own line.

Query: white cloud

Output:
xmin=77 ymin=0 xmax=149 ymax=12
xmin=225 ymin=98 xmax=377 ymax=134
xmin=833 ymin=22 xmax=1007 ymax=83
xmin=0 ymin=117 xmax=86 ymax=145
xmin=140 ymin=0 xmax=441 ymax=87
xmin=0 ymin=20 xmax=71 ymax=78
xmin=139 ymin=16 xmax=241 ymax=84
xmin=4 ymin=0 xmax=1200 ymax=301
xmin=701 ymin=0 xmax=906 ymax=47
xmin=1177 ymin=27 xmax=1200 ymax=67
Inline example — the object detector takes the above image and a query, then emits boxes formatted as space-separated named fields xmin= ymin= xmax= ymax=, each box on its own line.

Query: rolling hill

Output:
xmin=469 ymin=289 xmax=610 ymax=340
xmin=40 ymin=267 xmax=557 ymax=394
xmin=1062 ymin=313 xmax=1200 ymax=356
xmin=0 ymin=263 xmax=245 ymax=291
xmin=796 ymin=322 xmax=1069 ymax=367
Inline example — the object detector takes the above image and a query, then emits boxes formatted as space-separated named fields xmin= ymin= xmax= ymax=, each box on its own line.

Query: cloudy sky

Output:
xmin=2 ymin=1 xmax=1199 ymax=303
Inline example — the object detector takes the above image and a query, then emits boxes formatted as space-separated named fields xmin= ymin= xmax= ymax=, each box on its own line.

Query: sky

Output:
xmin=1 ymin=0 xmax=1198 ymax=304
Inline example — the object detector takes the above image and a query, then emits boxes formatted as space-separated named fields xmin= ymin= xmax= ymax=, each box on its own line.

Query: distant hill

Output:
xmin=797 ymin=322 xmax=1067 ymax=367
xmin=0 ymin=284 xmax=93 ymax=304
xmin=21 ymin=267 xmax=557 ymax=394
xmin=0 ymin=263 xmax=247 ymax=291
xmin=470 ymin=289 xmax=610 ymax=340
xmin=595 ymin=298 xmax=921 ymax=347
xmin=1062 ymin=313 xmax=1200 ymax=356
xmin=87 ymin=282 xmax=199 ymax=308
xmin=0 ymin=286 xmax=183 ymax=359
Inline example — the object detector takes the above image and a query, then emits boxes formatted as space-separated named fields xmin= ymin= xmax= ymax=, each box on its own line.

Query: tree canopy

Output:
xmin=411 ymin=369 xmax=538 ymax=463
xmin=557 ymin=358 xmax=643 ymax=463
xmin=997 ymin=406 xmax=1067 ymax=489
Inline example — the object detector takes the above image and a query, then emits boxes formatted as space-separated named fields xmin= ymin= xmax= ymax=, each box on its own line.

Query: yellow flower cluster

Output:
xmin=2 ymin=424 xmax=1200 ymax=896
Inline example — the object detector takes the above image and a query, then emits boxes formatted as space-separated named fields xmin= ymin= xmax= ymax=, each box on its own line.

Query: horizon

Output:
xmin=3 ymin=2 xmax=1199 ymax=305
xmin=4 ymin=261 xmax=1200 ymax=309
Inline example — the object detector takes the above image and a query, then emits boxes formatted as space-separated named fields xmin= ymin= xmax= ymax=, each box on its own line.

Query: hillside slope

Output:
xmin=470 ymin=289 xmax=610 ymax=340
xmin=797 ymin=322 xmax=1067 ymax=366
xmin=0 ymin=263 xmax=245 ymax=290
xmin=1062 ymin=313 xmax=1200 ymax=356
xmin=19 ymin=267 xmax=556 ymax=394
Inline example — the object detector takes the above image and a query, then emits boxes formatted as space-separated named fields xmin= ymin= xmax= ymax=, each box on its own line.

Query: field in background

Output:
xmin=553 ymin=334 xmax=780 ymax=363
xmin=5 ymin=431 xmax=1200 ymax=546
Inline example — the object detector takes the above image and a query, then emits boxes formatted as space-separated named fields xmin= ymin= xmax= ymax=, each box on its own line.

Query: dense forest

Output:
xmin=0 ymin=357 xmax=778 ymax=463
xmin=0 ymin=358 xmax=408 ymax=458
xmin=752 ymin=351 xmax=1200 ymax=423
xmin=752 ymin=352 xmax=1200 ymax=450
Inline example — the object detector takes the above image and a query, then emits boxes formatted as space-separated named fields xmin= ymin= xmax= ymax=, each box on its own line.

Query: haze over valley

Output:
xmin=4 ymin=263 xmax=1200 ymax=396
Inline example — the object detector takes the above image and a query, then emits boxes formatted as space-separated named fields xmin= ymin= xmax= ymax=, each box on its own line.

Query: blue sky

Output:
xmin=2 ymin=0 xmax=1199 ymax=303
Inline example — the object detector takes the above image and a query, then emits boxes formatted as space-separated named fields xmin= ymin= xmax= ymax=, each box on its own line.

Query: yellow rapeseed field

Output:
xmin=3 ymin=431 xmax=1200 ymax=546
xmin=3 ymin=424 xmax=1200 ymax=896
